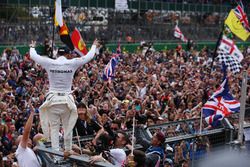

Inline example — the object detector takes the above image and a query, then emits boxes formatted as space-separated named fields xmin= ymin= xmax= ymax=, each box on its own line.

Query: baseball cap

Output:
xmin=156 ymin=131 xmax=165 ymax=144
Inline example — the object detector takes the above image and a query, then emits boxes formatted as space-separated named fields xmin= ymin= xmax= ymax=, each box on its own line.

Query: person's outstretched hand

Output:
xmin=28 ymin=99 xmax=35 ymax=114
xmin=29 ymin=40 xmax=36 ymax=48
xmin=93 ymin=39 xmax=100 ymax=48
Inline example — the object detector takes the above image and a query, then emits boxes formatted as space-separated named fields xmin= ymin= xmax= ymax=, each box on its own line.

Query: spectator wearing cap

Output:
xmin=148 ymin=132 xmax=165 ymax=157
xmin=28 ymin=39 xmax=100 ymax=156
xmin=135 ymin=129 xmax=165 ymax=164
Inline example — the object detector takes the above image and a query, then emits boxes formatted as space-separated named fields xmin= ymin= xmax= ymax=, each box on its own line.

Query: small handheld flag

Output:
xmin=102 ymin=56 xmax=119 ymax=82
xmin=174 ymin=25 xmax=188 ymax=42
xmin=102 ymin=43 xmax=121 ymax=82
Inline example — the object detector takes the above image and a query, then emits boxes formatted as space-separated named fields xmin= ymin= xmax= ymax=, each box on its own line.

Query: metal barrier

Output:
xmin=37 ymin=144 xmax=115 ymax=167
xmin=0 ymin=0 xmax=233 ymax=13
xmin=35 ymin=113 xmax=250 ymax=167
xmin=1 ymin=40 xmax=250 ymax=56
xmin=1 ymin=1 xmax=249 ymax=44
xmin=0 ymin=23 xmax=224 ymax=44
xmin=35 ymin=116 xmax=239 ymax=166
xmin=1 ymin=0 xmax=250 ymax=44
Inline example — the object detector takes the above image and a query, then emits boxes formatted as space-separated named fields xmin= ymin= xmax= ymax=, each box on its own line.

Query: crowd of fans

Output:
xmin=0 ymin=40 xmax=249 ymax=166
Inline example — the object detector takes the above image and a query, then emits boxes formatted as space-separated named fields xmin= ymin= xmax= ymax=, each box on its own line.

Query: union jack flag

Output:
xmin=102 ymin=54 xmax=119 ymax=82
xmin=202 ymin=68 xmax=240 ymax=127
xmin=233 ymin=1 xmax=250 ymax=32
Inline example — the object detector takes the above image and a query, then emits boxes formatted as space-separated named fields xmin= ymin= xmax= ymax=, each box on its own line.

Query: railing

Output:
xmin=1 ymin=41 xmax=250 ymax=55
xmin=1 ymin=0 xmax=233 ymax=13
xmin=37 ymin=144 xmax=115 ymax=167
xmin=35 ymin=116 xmax=241 ymax=167
xmin=0 ymin=1 xmax=249 ymax=44
xmin=0 ymin=23 xmax=224 ymax=45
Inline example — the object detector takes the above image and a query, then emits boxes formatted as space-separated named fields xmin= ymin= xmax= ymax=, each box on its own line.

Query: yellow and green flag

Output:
xmin=225 ymin=10 xmax=250 ymax=41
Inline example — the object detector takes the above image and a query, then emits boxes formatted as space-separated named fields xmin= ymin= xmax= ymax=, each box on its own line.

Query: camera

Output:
xmin=94 ymin=133 xmax=114 ymax=154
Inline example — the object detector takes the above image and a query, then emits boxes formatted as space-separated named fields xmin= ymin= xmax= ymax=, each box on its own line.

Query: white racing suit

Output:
xmin=29 ymin=45 xmax=96 ymax=151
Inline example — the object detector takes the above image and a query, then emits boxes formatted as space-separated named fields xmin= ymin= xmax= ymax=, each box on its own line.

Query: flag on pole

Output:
xmin=233 ymin=1 xmax=250 ymax=32
xmin=202 ymin=67 xmax=240 ymax=127
xmin=54 ymin=0 xmax=74 ymax=50
xmin=219 ymin=35 xmax=244 ymax=62
xmin=55 ymin=0 xmax=63 ymax=27
xmin=58 ymin=23 xmax=74 ymax=50
xmin=225 ymin=10 xmax=250 ymax=41
xmin=217 ymin=50 xmax=242 ymax=74
xmin=174 ymin=25 xmax=188 ymax=42
xmin=217 ymin=35 xmax=243 ymax=74
xmin=71 ymin=28 xmax=88 ymax=56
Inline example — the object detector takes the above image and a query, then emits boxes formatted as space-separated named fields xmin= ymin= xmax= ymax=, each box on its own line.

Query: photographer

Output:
xmin=89 ymin=128 xmax=130 ymax=166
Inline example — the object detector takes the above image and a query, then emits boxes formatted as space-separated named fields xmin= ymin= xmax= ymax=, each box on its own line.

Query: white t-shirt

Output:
xmin=15 ymin=144 xmax=41 ymax=167
xmin=110 ymin=148 xmax=126 ymax=166
xmin=29 ymin=45 xmax=96 ymax=93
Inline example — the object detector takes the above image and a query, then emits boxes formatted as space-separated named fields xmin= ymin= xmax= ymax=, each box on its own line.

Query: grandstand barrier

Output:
xmin=34 ymin=116 xmax=240 ymax=166
xmin=37 ymin=143 xmax=115 ymax=167
xmin=1 ymin=0 xmax=233 ymax=13
xmin=0 ymin=41 xmax=249 ymax=55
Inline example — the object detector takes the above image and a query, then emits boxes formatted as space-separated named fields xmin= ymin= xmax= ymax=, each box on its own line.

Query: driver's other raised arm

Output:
xmin=29 ymin=47 xmax=53 ymax=67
